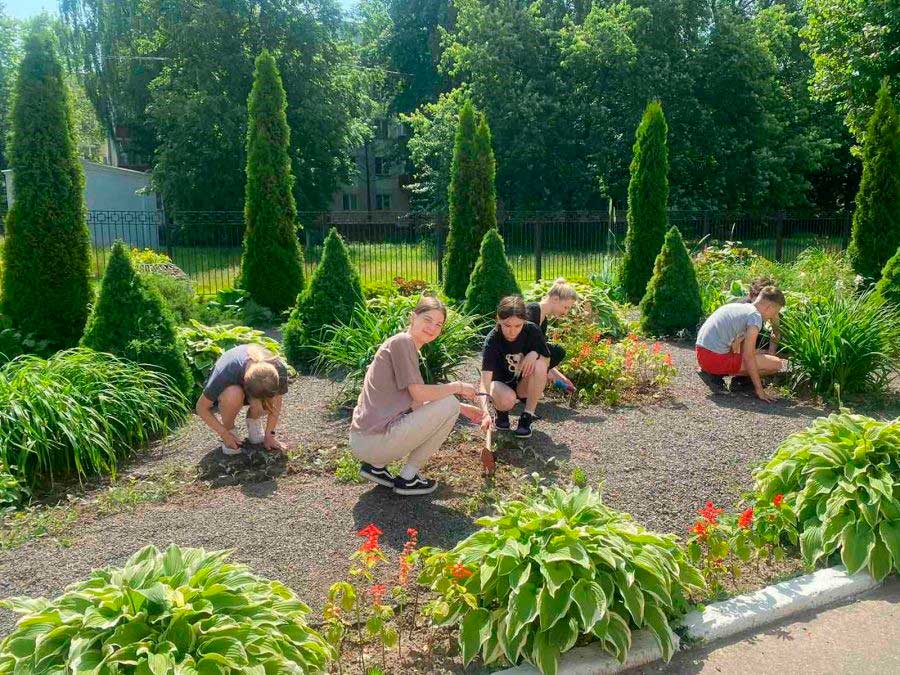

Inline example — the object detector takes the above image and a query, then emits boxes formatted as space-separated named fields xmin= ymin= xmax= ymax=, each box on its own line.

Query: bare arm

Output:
xmin=768 ymin=315 xmax=780 ymax=355
xmin=195 ymin=394 xmax=239 ymax=447
xmin=408 ymin=381 xmax=475 ymax=404
xmin=265 ymin=395 xmax=282 ymax=436
xmin=742 ymin=326 xmax=770 ymax=401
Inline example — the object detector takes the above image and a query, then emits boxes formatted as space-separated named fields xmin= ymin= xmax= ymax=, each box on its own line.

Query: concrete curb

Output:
xmin=496 ymin=565 xmax=882 ymax=674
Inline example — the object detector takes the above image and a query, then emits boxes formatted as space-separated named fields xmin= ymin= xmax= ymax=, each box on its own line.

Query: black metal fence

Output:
xmin=3 ymin=209 xmax=852 ymax=296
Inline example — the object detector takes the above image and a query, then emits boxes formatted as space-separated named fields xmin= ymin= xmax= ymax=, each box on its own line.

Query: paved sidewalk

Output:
xmin=632 ymin=579 xmax=900 ymax=674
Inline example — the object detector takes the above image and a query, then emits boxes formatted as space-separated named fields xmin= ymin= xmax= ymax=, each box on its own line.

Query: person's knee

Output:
xmin=491 ymin=387 xmax=516 ymax=411
xmin=437 ymin=394 xmax=460 ymax=418
xmin=533 ymin=359 xmax=549 ymax=378
xmin=218 ymin=386 xmax=245 ymax=418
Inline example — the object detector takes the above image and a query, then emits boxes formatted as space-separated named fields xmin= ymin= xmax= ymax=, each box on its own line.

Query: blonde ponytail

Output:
xmin=547 ymin=278 xmax=579 ymax=302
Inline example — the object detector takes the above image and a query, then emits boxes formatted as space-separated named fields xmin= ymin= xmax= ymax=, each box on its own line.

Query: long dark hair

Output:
xmin=496 ymin=295 xmax=527 ymax=322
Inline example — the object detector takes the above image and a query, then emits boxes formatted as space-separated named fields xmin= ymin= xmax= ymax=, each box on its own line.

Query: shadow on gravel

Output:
xmin=197 ymin=444 xmax=287 ymax=489
xmin=710 ymin=393 xmax=823 ymax=419
xmin=352 ymin=488 xmax=479 ymax=550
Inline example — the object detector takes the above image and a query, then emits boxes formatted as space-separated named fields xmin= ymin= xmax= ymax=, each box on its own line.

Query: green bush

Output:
xmin=780 ymin=289 xmax=900 ymax=397
xmin=0 ymin=459 xmax=28 ymax=511
xmin=197 ymin=287 xmax=278 ymax=327
xmin=418 ymin=486 xmax=704 ymax=674
xmin=177 ymin=320 xmax=285 ymax=397
xmin=0 ymin=313 xmax=52 ymax=366
xmin=443 ymin=101 xmax=497 ymax=302
xmin=751 ymin=413 xmax=900 ymax=581
xmin=875 ymin=245 xmax=900 ymax=307
xmin=848 ymin=78 xmax=900 ymax=281
xmin=81 ymin=242 xmax=193 ymax=396
xmin=523 ymin=280 xmax=627 ymax=338
xmin=621 ymin=100 xmax=669 ymax=304
xmin=283 ymin=228 xmax=363 ymax=367
xmin=0 ymin=349 xmax=187 ymax=484
xmin=464 ymin=228 xmax=521 ymax=317
xmin=0 ymin=543 xmax=334 ymax=672
xmin=1 ymin=31 xmax=92 ymax=347
xmin=240 ymin=50 xmax=305 ymax=313
xmin=640 ymin=227 xmax=703 ymax=336
xmin=139 ymin=271 xmax=199 ymax=324
xmin=314 ymin=296 xmax=484 ymax=402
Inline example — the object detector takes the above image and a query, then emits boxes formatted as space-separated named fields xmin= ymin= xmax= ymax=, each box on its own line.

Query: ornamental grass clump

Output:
xmin=0 ymin=349 xmax=187 ymax=485
xmin=0 ymin=543 xmax=334 ymax=672
xmin=751 ymin=413 xmax=900 ymax=581
xmin=417 ymin=486 xmax=704 ymax=674
xmin=780 ymin=289 xmax=900 ymax=397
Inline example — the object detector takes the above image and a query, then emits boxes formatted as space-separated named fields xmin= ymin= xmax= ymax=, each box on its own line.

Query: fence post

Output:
xmin=163 ymin=211 xmax=174 ymax=261
xmin=435 ymin=220 xmax=445 ymax=284
xmin=774 ymin=211 xmax=785 ymax=262
xmin=534 ymin=220 xmax=542 ymax=281
xmin=841 ymin=211 xmax=852 ymax=250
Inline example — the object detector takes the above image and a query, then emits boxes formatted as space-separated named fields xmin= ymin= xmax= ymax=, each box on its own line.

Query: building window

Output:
xmin=342 ymin=193 xmax=359 ymax=211
xmin=374 ymin=156 xmax=387 ymax=176
xmin=375 ymin=194 xmax=391 ymax=210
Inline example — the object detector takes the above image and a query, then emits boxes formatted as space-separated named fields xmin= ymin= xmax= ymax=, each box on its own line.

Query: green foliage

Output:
xmin=283 ymin=228 xmax=363 ymax=366
xmin=570 ymin=466 xmax=588 ymax=488
xmin=177 ymin=320 xmax=284 ymax=397
xmin=418 ymin=486 xmax=704 ymax=673
xmin=848 ymin=79 xmax=900 ymax=280
xmin=444 ymin=101 xmax=498 ymax=301
xmin=1 ymin=30 xmax=92 ymax=347
xmin=334 ymin=450 xmax=364 ymax=484
xmin=197 ymin=288 xmax=278 ymax=328
xmin=622 ymin=101 xmax=669 ymax=304
xmin=752 ymin=413 xmax=900 ymax=581
xmin=139 ymin=271 xmax=199 ymax=325
xmin=0 ymin=349 xmax=187 ymax=485
xmin=0 ymin=313 xmax=52 ymax=366
xmin=464 ymin=228 xmax=520 ymax=317
xmin=523 ymin=280 xmax=627 ymax=339
xmin=780 ymin=290 xmax=900 ymax=398
xmin=130 ymin=247 xmax=172 ymax=265
xmin=0 ymin=459 xmax=28 ymax=511
xmin=639 ymin=227 xmax=703 ymax=336
xmin=241 ymin=50 xmax=305 ymax=313
xmin=0 ymin=543 xmax=334 ymax=672
xmin=875 ymin=246 xmax=900 ymax=308
xmin=81 ymin=242 xmax=192 ymax=397
xmin=314 ymin=295 xmax=484 ymax=402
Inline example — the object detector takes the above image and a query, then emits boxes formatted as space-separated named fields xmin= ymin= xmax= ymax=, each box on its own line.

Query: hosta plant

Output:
xmin=0 ymin=543 xmax=333 ymax=672
xmin=416 ymin=486 xmax=704 ymax=674
xmin=752 ymin=413 xmax=900 ymax=581
xmin=524 ymin=280 xmax=626 ymax=339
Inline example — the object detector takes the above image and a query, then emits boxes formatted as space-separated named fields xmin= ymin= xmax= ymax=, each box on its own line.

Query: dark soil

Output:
xmin=1 ymin=341 xmax=897 ymax=651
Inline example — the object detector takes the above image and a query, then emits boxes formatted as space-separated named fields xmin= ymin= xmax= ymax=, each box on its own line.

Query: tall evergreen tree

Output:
xmin=848 ymin=79 xmax=900 ymax=280
xmin=240 ymin=50 xmax=304 ymax=313
xmin=472 ymin=113 xmax=497 ymax=248
xmin=639 ymin=226 xmax=702 ymax=336
xmin=443 ymin=100 xmax=481 ymax=302
xmin=81 ymin=242 xmax=192 ymax=396
xmin=621 ymin=100 xmax=669 ymax=304
xmin=1 ymin=30 xmax=92 ymax=346
xmin=875 ymin=245 xmax=900 ymax=308
xmin=464 ymin=228 xmax=520 ymax=317
xmin=282 ymin=228 xmax=363 ymax=366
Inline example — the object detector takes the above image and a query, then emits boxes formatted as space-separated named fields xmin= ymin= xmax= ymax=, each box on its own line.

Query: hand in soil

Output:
xmin=263 ymin=434 xmax=285 ymax=452
xmin=221 ymin=430 xmax=240 ymax=450
xmin=459 ymin=403 xmax=486 ymax=424
xmin=481 ymin=447 xmax=496 ymax=476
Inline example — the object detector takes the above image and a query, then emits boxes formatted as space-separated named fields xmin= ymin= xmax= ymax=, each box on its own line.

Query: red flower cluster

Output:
xmin=663 ymin=354 xmax=673 ymax=366
xmin=738 ymin=507 xmax=754 ymax=529
xmin=773 ymin=494 xmax=784 ymax=507
xmin=449 ymin=563 xmax=473 ymax=580
xmin=398 ymin=528 xmax=419 ymax=586
xmin=652 ymin=342 xmax=662 ymax=354
xmin=369 ymin=584 xmax=386 ymax=605
xmin=358 ymin=523 xmax=383 ymax=560
xmin=691 ymin=520 xmax=709 ymax=538
xmin=698 ymin=501 xmax=724 ymax=524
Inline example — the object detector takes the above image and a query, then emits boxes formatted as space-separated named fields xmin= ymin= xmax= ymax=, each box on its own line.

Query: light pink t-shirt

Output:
xmin=350 ymin=332 xmax=424 ymax=434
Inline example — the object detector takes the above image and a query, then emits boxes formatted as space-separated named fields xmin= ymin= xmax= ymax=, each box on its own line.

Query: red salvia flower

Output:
xmin=698 ymin=501 xmax=724 ymax=524
xmin=652 ymin=342 xmax=662 ymax=354
xmin=406 ymin=528 xmax=418 ymax=539
xmin=369 ymin=584 xmax=386 ymax=605
xmin=663 ymin=354 xmax=673 ymax=366
xmin=449 ymin=563 xmax=473 ymax=580
xmin=625 ymin=354 xmax=633 ymax=369
xmin=738 ymin=507 xmax=754 ymax=529
xmin=773 ymin=494 xmax=784 ymax=507
xmin=358 ymin=524 xmax=383 ymax=540
xmin=691 ymin=520 xmax=708 ymax=539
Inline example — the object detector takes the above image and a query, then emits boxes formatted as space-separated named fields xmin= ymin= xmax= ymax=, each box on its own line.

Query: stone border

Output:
xmin=497 ymin=565 xmax=883 ymax=674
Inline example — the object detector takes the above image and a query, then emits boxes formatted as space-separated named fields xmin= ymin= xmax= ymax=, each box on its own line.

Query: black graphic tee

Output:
xmin=481 ymin=322 xmax=551 ymax=384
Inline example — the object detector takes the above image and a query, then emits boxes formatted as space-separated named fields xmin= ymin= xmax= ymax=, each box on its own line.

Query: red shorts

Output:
xmin=696 ymin=345 xmax=743 ymax=376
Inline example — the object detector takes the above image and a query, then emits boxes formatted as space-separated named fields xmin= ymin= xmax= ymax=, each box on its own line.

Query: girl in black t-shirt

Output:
xmin=477 ymin=296 xmax=551 ymax=438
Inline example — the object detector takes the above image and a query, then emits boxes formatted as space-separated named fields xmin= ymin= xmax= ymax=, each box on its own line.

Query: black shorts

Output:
xmin=548 ymin=343 xmax=566 ymax=369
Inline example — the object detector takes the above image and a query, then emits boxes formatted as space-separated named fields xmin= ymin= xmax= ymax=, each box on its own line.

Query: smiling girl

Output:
xmin=478 ymin=295 xmax=551 ymax=438
xmin=349 ymin=296 xmax=485 ymax=495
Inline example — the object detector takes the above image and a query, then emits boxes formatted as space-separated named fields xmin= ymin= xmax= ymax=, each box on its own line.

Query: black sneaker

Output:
xmin=697 ymin=370 xmax=727 ymax=393
xmin=494 ymin=410 xmax=511 ymax=430
xmin=359 ymin=462 xmax=394 ymax=488
xmin=393 ymin=474 xmax=438 ymax=496
xmin=515 ymin=412 xmax=535 ymax=438
xmin=729 ymin=375 xmax=754 ymax=392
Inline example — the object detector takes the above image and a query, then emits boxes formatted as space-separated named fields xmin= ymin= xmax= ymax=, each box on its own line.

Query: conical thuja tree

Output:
xmin=875 ymin=245 xmax=900 ymax=307
xmin=81 ymin=242 xmax=192 ymax=396
xmin=1 ymin=30 xmax=92 ymax=346
xmin=444 ymin=101 xmax=497 ymax=302
xmin=240 ymin=50 xmax=305 ymax=312
xmin=639 ymin=226 xmax=703 ymax=336
xmin=464 ymin=228 xmax=521 ymax=317
xmin=283 ymin=228 xmax=363 ymax=366
xmin=622 ymin=100 xmax=669 ymax=304
xmin=848 ymin=78 xmax=900 ymax=280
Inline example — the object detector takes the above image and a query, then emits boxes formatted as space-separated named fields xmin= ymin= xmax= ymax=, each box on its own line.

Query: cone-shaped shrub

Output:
xmin=81 ymin=242 xmax=192 ymax=396
xmin=283 ymin=228 xmax=363 ymax=366
xmin=640 ymin=226 xmax=703 ymax=336
xmin=622 ymin=100 xmax=669 ymax=304
xmin=464 ymin=228 xmax=521 ymax=317
xmin=444 ymin=101 xmax=497 ymax=302
xmin=1 ymin=31 xmax=91 ymax=346
xmin=875 ymin=245 xmax=900 ymax=307
xmin=848 ymin=78 xmax=900 ymax=280
xmin=240 ymin=50 xmax=304 ymax=313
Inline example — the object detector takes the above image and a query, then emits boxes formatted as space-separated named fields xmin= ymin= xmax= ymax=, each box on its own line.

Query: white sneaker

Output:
xmin=247 ymin=416 xmax=266 ymax=444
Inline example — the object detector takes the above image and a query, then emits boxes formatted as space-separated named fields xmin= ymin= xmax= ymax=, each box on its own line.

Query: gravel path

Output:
xmin=1 ymin=343 xmax=896 ymax=639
